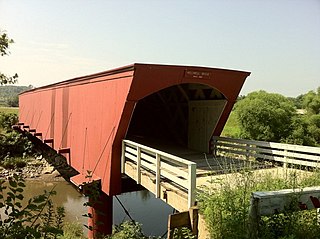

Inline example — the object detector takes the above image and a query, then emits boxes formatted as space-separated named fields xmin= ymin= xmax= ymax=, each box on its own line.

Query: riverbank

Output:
xmin=0 ymin=151 xmax=78 ymax=181
xmin=0 ymin=156 xmax=61 ymax=181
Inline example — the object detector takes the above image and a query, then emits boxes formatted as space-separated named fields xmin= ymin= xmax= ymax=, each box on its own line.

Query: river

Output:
xmin=19 ymin=181 xmax=173 ymax=236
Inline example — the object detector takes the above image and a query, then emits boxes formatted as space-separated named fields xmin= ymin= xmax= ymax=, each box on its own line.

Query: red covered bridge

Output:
xmin=17 ymin=63 xmax=250 ymax=236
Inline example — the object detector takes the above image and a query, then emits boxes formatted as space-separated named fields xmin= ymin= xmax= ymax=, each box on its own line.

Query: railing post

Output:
xmin=283 ymin=149 xmax=288 ymax=169
xmin=248 ymin=195 xmax=259 ymax=239
xmin=136 ymin=147 xmax=141 ymax=184
xmin=246 ymin=143 xmax=250 ymax=161
xmin=121 ymin=140 xmax=125 ymax=174
xmin=212 ymin=137 xmax=217 ymax=157
xmin=156 ymin=153 xmax=161 ymax=198
xmin=188 ymin=163 xmax=197 ymax=208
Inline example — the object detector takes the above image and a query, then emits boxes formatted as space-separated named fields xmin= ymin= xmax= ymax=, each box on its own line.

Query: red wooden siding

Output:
xmin=19 ymin=63 xmax=250 ymax=195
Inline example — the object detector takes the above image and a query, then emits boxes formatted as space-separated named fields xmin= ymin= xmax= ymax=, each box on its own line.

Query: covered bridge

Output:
xmin=18 ymin=63 xmax=250 ymax=197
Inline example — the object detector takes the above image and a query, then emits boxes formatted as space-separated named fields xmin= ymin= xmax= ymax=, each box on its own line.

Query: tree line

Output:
xmin=233 ymin=87 xmax=320 ymax=146
xmin=0 ymin=85 xmax=33 ymax=107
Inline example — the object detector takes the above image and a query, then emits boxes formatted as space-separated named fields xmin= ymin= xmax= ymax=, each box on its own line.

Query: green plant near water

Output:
xmin=57 ymin=222 xmax=86 ymax=239
xmin=172 ymin=227 xmax=196 ymax=239
xmin=198 ymin=168 xmax=320 ymax=239
xmin=0 ymin=112 xmax=35 ymax=165
xmin=0 ymin=174 xmax=65 ymax=239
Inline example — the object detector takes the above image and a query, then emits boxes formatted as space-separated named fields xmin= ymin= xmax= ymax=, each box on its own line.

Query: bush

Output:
xmin=0 ymin=131 xmax=34 ymax=160
xmin=58 ymin=222 xmax=85 ymax=239
xmin=198 ymin=168 xmax=320 ymax=239
xmin=0 ymin=112 xmax=18 ymax=132
xmin=1 ymin=157 xmax=15 ymax=169
xmin=0 ymin=112 xmax=35 ymax=161
xmin=0 ymin=174 xmax=65 ymax=238
xmin=1 ymin=156 xmax=27 ymax=169
xmin=235 ymin=91 xmax=296 ymax=142
xmin=15 ymin=158 xmax=27 ymax=168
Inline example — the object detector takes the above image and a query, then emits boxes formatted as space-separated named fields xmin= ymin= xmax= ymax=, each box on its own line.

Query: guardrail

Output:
xmin=121 ymin=139 xmax=197 ymax=208
xmin=211 ymin=136 xmax=320 ymax=168
xmin=249 ymin=186 xmax=320 ymax=238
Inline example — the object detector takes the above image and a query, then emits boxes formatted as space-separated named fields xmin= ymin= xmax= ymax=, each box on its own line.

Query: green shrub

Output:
xmin=1 ymin=158 xmax=15 ymax=169
xmin=198 ymin=168 xmax=320 ymax=239
xmin=0 ymin=131 xmax=34 ymax=160
xmin=0 ymin=156 xmax=27 ymax=169
xmin=0 ymin=112 xmax=18 ymax=132
xmin=58 ymin=222 xmax=86 ymax=239
xmin=0 ymin=112 xmax=27 ymax=158
xmin=15 ymin=158 xmax=27 ymax=168
xmin=0 ymin=174 xmax=65 ymax=238
xmin=173 ymin=227 xmax=196 ymax=239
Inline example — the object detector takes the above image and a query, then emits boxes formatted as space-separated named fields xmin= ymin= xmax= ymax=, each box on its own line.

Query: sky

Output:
xmin=0 ymin=0 xmax=319 ymax=97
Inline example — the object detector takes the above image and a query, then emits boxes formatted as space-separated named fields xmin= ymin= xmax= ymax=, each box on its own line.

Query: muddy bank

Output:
xmin=0 ymin=152 xmax=78 ymax=181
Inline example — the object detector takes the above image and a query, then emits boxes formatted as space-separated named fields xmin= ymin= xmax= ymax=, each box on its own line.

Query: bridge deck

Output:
xmin=127 ymin=136 xmax=270 ymax=174
xmin=123 ymin=136 xmax=320 ymax=212
xmin=122 ymin=137 xmax=272 ymax=212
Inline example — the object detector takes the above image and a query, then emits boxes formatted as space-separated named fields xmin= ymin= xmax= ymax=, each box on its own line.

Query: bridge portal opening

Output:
xmin=126 ymin=83 xmax=227 ymax=153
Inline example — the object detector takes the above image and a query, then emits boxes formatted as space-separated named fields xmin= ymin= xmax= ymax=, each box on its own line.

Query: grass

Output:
xmin=198 ymin=166 xmax=320 ymax=239
xmin=0 ymin=106 xmax=19 ymax=115
xmin=221 ymin=111 xmax=240 ymax=138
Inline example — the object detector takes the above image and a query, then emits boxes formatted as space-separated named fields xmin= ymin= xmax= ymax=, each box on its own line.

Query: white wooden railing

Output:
xmin=121 ymin=140 xmax=197 ymax=208
xmin=211 ymin=136 xmax=320 ymax=168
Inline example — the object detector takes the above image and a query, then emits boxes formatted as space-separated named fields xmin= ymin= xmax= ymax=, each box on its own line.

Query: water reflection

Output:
xmin=2 ymin=181 xmax=173 ymax=236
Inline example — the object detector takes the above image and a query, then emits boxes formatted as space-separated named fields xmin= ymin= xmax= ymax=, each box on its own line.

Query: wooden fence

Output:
xmin=211 ymin=136 xmax=320 ymax=168
xmin=121 ymin=139 xmax=197 ymax=208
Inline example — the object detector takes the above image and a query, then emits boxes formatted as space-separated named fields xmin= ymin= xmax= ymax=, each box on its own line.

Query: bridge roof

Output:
xmin=21 ymin=63 xmax=250 ymax=99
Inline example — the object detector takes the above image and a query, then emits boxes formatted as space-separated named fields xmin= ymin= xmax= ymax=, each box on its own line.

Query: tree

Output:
xmin=0 ymin=30 xmax=18 ymax=85
xmin=235 ymin=90 xmax=296 ymax=142
xmin=285 ymin=115 xmax=317 ymax=146
xmin=302 ymin=87 xmax=320 ymax=115
xmin=308 ymin=114 xmax=320 ymax=144
xmin=7 ymin=95 xmax=19 ymax=107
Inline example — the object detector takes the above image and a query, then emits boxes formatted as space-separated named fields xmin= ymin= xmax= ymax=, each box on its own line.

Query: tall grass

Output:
xmin=198 ymin=167 xmax=320 ymax=239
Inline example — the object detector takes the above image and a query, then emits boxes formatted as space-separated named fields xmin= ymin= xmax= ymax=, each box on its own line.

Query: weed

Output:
xmin=59 ymin=222 xmax=86 ymax=239
xmin=198 ymin=166 xmax=320 ymax=239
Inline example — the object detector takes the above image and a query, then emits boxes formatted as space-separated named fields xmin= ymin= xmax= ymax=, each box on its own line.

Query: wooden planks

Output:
xmin=212 ymin=136 xmax=320 ymax=168
xmin=122 ymin=139 xmax=197 ymax=208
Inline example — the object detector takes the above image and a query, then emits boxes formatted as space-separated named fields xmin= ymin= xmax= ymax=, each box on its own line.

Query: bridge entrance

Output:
xmin=126 ymin=83 xmax=227 ymax=153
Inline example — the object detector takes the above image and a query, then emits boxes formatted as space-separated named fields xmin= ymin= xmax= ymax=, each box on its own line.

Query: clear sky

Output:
xmin=0 ymin=0 xmax=319 ymax=96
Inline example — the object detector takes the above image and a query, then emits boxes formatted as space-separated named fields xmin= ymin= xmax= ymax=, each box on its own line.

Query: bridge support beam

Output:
xmin=87 ymin=192 xmax=113 ymax=239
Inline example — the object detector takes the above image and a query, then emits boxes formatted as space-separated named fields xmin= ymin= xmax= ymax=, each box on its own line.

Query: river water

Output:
xmin=20 ymin=181 xmax=173 ymax=236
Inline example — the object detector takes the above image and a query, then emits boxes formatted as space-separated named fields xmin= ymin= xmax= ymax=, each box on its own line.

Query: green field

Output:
xmin=221 ymin=111 xmax=240 ymax=138
xmin=0 ymin=106 xmax=19 ymax=115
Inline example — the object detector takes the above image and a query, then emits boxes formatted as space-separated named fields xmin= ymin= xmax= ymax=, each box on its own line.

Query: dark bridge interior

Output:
xmin=126 ymin=83 xmax=227 ymax=153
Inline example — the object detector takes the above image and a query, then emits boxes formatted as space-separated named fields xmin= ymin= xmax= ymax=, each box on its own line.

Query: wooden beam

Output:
xmin=167 ymin=207 xmax=199 ymax=239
